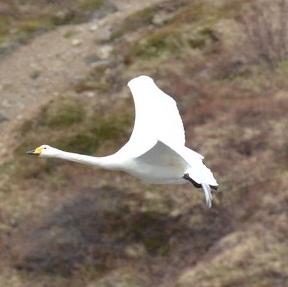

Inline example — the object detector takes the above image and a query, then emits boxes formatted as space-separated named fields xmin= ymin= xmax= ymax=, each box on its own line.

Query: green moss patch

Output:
xmin=126 ymin=24 xmax=219 ymax=62
xmin=129 ymin=211 xmax=171 ymax=255
xmin=40 ymin=97 xmax=85 ymax=128
xmin=14 ymin=96 xmax=132 ymax=180
xmin=110 ymin=0 xmax=191 ymax=41
xmin=0 ymin=0 xmax=108 ymax=49
xmin=111 ymin=6 xmax=156 ymax=40
xmin=122 ymin=1 xmax=226 ymax=64
xmin=128 ymin=28 xmax=184 ymax=60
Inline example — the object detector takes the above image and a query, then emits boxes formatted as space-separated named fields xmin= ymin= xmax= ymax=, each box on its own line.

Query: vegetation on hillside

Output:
xmin=0 ymin=0 xmax=287 ymax=286
xmin=0 ymin=0 xmax=114 ymax=50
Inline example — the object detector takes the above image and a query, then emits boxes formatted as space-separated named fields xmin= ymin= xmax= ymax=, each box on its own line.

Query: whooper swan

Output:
xmin=27 ymin=75 xmax=218 ymax=207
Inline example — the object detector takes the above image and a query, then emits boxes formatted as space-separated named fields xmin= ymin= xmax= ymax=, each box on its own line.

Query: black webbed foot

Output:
xmin=183 ymin=173 xmax=218 ymax=191
xmin=183 ymin=173 xmax=201 ymax=188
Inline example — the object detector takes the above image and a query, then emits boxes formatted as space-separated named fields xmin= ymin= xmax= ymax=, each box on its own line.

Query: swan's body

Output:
xmin=27 ymin=75 xmax=218 ymax=207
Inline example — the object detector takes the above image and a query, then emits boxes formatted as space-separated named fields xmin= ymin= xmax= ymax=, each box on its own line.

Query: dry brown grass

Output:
xmin=238 ymin=0 xmax=288 ymax=68
xmin=0 ymin=0 xmax=287 ymax=286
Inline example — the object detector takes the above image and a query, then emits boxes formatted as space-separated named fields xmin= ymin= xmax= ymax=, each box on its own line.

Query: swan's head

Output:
xmin=26 ymin=145 xmax=59 ymax=158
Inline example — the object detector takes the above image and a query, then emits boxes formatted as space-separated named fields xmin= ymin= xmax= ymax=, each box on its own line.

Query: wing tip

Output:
xmin=127 ymin=75 xmax=154 ymax=87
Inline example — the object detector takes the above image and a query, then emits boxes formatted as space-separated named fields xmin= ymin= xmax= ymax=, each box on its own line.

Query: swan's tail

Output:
xmin=202 ymin=183 xmax=213 ymax=208
xmin=185 ymin=161 xmax=218 ymax=208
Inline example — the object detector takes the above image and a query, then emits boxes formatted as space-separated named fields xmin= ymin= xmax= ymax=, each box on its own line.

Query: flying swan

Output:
xmin=27 ymin=75 xmax=218 ymax=207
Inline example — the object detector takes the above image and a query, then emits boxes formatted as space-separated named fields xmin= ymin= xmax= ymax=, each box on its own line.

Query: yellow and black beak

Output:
xmin=26 ymin=146 xmax=43 ymax=156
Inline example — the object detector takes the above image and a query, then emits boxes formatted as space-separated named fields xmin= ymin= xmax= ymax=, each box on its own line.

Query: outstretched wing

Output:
xmin=117 ymin=75 xmax=185 ymax=157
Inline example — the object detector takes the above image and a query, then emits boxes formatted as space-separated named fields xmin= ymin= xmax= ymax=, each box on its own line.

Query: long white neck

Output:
xmin=52 ymin=150 xmax=121 ymax=170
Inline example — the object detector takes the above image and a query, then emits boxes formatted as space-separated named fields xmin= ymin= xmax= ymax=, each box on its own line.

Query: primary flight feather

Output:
xmin=27 ymin=75 xmax=218 ymax=207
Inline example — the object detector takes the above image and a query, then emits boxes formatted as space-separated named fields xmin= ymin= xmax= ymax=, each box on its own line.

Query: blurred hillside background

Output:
xmin=0 ymin=0 xmax=287 ymax=286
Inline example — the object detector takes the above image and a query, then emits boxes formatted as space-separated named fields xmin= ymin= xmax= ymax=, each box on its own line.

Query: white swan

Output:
xmin=27 ymin=75 xmax=218 ymax=207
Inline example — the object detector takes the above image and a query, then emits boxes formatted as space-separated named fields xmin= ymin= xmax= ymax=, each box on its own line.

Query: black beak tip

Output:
xmin=26 ymin=150 xmax=35 ymax=155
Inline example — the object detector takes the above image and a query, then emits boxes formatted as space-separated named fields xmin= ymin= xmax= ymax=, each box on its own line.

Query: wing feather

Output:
xmin=117 ymin=75 xmax=185 ymax=157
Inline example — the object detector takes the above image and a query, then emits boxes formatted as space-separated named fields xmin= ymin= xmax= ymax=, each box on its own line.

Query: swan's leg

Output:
xmin=211 ymin=185 xmax=218 ymax=191
xmin=183 ymin=173 xmax=201 ymax=188
xmin=183 ymin=173 xmax=218 ymax=191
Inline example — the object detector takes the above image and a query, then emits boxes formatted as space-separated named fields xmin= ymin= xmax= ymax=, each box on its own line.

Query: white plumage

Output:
xmin=27 ymin=75 xmax=218 ymax=207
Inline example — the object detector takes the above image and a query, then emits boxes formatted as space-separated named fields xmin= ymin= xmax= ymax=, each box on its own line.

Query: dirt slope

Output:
xmin=0 ymin=0 xmax=161 ymax=161
xmin=0 ymin=0 xmax=287 ymax=287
